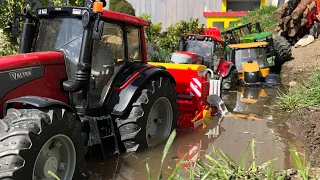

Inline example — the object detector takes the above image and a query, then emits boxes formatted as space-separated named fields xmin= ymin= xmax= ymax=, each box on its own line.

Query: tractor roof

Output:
xmin=228 ymin=42 xmax=268 ymax=49
xmin=186 ymin=34 xmax=224 ymax=42
xmin=102 ymin=10 xmax=148 ymax=26
xmin=240 ymin=32 xmax=272 ymax=40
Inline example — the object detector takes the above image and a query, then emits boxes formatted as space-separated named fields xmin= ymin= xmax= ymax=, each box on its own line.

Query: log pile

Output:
xmin=273 ymin=0 xmax=320 ymax=43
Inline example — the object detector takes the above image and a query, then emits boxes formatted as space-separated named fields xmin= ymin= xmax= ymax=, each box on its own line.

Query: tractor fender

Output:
xmin=108 ymin=67 xmax=176 ymax=116
xmin=217 ymin=61 xmax=235 ymax=78
xmin=2 ymin=96 xmax=77 ymax=117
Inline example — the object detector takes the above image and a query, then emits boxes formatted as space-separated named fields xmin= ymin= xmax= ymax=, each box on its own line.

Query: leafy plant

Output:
xmin=109 ymin=0 xmax=135 ymax=16
xmin=276 ymin=68 xmax=320 ymax=110
xmin=146 ymin=130 xmax=315 ymax=180
xmin=227 ymin=5 xmax=278 ymax=32
xmin=139 ymin=14 xmax=204 ymax=62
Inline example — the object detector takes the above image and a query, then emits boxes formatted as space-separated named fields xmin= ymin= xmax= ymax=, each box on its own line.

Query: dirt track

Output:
xmin=281 ymin=39 xmax=320 ymax=86
xmin=280 ymin=39 xmax=320 ymax=167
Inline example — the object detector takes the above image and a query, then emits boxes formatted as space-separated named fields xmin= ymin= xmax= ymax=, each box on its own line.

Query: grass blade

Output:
xmin=146 ymin=163 xmax=152 ymax=180
xmin=158 ymin=129 xmax=177 ymax=180
xmin=239 ymin=140 xmax=251 ymax=171
xmin=168 ymin=153 xmax=187 ymax=180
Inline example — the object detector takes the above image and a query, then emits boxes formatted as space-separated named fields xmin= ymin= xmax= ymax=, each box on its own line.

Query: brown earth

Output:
xmin=280 ymin=38 xmax=320 ymax=170
xmin=280 ymin=39 xmax=320 ymax=86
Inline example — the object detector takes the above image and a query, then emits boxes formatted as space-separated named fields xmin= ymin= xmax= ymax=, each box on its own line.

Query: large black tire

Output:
xmin=222 ymin=68 xmax=239 ymax=91
xmin=0 ymin=108 xmax=87 ymax=180
xmin=273 ymin=36 xmax=292 ymax=64
xmin=116 ymin=77 xmax=178 ymax=153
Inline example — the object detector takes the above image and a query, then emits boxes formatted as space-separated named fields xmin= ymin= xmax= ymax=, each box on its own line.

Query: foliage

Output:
xmin=139 ymin=14 xmax=205 ymax=62
xmin=0 ymin=29 xmax=18 ymax=56
xmin=0 ymin=0 xmax=83 ymax=56
xmin=159 ymin=18 xmax=205 ymax=54
xmin=108 ymin=0 xmax=121 ymax=11
xmin=276 ymin=68 xmax=320 ymax=111
xmin=109 ymin=0 xmax=135 ymax=16
xmin=146 ymin=130 xmax=313 ymax=180
xmin=227 ymin=6 xmax=278 ymax=33
xmin=139 ymin=14 xmax=162 ymax=43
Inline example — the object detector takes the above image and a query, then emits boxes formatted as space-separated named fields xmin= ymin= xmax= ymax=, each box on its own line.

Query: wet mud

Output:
xmin=85 ymin=86 xmax=307 ymax=180
xmin=286 ymin=108 xmax=320 ymax=167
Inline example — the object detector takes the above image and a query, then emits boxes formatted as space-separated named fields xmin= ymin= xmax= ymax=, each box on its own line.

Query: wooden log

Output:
xmin=283 ymin=16 xmax=292 ymax=24
xmin=302 ymin=1 xmax=316 ymax=18
xmin=273 ymin=2 xmax=289 ymax=20
xmin=291 ymin=0 xmax=313 ymax=20
xmin=288 ymin=24 xmax=301 ymax=37
xmin=301 ymin=18 xmax=309 ymax=26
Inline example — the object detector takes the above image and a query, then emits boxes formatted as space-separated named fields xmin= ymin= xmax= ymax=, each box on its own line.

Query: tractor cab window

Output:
xmin=234 ymin=48 xmax=269 ymax=70
xmin=185 ymin=40 xmax=213 ymax=60
xmin=127 ymin=27 xmax=142 ymax=62
xmin=91 ymin=22 xmax=124 ymax=76
xmin=34 ymin=17 xmax=84 ymax=63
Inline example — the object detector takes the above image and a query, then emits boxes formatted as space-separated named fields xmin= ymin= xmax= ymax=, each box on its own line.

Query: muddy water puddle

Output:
xmin=86 ymin=86 xmax=307 ymax=180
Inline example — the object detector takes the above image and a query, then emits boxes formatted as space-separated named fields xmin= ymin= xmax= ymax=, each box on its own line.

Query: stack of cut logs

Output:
xmin=274 ymin=0 xmax=319 ymax=38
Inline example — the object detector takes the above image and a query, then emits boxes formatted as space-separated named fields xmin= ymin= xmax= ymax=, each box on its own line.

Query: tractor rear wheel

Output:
xmin=0 ymin=108 xmax=87 ymax=180
xmin=116 ymin=77 xmax=178 ymax=153
xmin=273 ymin=36 xmax=292 ymax=64
xmin=222 ymin=68 xmax=239 ymax=91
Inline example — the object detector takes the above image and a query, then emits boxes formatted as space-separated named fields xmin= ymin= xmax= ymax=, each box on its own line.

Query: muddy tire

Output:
xmin=0 ymin=108 xmax=87 ymax=180
xmin=116 ymin=77 xmax=178 ymax=153
xmin=273 ymin=36 xmax=292 ymax=64
xmin=222 ymin=68 xmax=239 ymax=91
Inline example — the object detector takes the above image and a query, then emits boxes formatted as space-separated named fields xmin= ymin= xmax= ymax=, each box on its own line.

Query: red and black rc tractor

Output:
xmin=172 ymin=28 xmax=239 ymax=91
xmin=0 ymin=1 xmax=227 ymax=179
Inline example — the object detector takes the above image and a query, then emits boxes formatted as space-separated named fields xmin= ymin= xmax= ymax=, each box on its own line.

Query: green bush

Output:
xmin=114 ymin=1 xmax=135 ymax=16
xmin=108 ymin=0 xmax=120 ymax=11
xmin=0 ymin=0 xmax=82 ymax=56
xmin=276 ymin=68 xmax=320 ymax=110
xmin=228 ymin=6 xmax=278 ymax=32
xmin=139 ymin=14 xmax=205 ymax=62
xmin=109 ymin=0 xmax=135 ymax=16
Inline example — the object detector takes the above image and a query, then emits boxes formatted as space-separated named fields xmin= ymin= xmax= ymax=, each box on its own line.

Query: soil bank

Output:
xmin=280 ymin=39 xmax=320 ymax=167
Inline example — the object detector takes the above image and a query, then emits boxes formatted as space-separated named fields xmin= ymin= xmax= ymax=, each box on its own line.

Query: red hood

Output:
xmin=0 ymin=51 xmax=65 ymax=71
xmin=174 ymin=51 xmax=203 ymax=59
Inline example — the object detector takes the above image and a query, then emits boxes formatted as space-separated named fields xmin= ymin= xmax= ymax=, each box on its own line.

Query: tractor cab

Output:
xmin=170 ymin=28 xmax=239 ymax=91
xmin=172 ymin=28 xmax=225 ymax=69
xmin=227 ymin=42 xmax=279 ymax=86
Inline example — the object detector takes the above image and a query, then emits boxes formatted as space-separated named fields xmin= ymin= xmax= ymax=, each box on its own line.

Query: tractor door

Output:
xmin=88 ymin=21 xmax=143 ymax=109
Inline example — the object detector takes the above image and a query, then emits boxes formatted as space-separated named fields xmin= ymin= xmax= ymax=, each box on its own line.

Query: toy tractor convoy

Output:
xmin=226 ymin=42 xmax=280 ymax=86
xmin=0 ymin=2 xmax=226 ymax=179
xmin=172 ymin=28 xmax=239 ymax=91
xmin=221 ymin=22 xmax=292 ymax=64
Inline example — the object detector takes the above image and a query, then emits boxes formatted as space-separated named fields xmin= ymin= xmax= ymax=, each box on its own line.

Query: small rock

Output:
xmin=286 ymin=169 xmax=297 ymax=176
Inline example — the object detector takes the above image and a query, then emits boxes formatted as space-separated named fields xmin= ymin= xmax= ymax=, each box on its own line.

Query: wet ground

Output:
xmin=86 ymin=86 xmax=307 ymax=180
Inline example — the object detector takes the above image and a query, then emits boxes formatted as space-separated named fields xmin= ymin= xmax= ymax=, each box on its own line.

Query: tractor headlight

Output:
xmin=38 ymin=8 xmax=47 ymax=15
xmin=72 ymin=8 xmax=82 ymax=15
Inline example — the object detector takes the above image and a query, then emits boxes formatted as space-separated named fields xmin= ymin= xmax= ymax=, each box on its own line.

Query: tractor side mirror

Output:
xmin=12 ymin=15 xmax=20 ymax=37
xmin=178 ymin=36 xmax=185 ymax=51
xmin=92 ymin=20 xmax=103 ymax=40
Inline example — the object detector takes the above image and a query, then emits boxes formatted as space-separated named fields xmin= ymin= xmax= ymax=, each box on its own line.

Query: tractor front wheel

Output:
xmin=222 ymin=68 xmax=239 ymax=91
xmin=0 ymin=108 xmax=87 ymax=180
xmin=116 ymin=77 xmax=178 ymax=153
xmin=273 ymin=36 xmax=292 ymax=64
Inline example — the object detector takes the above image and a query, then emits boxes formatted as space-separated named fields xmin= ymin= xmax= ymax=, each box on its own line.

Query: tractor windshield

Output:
xmin=185 ymin=40 xmax=213 ymax=60
xmin=34 ymin=17 xmax=84 ymax=63
xmin=234 ymin=47 xmax=269 ymax=70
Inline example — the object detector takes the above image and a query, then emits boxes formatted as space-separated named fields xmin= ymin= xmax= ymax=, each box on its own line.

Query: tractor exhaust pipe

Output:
xmin=18 ymin=5 xmax=38 ymax=53
xmin=63 ymin=19 xmax=93 ymax=92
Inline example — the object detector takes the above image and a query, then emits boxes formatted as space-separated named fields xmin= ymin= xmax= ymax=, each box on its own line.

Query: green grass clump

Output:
xmin=276 ymin=69 xmax=320 ymax=111
xmin=146 ymin=130 xmax=313 ymax=180
xmin=227 ymin=6 xmax=278 ymax=32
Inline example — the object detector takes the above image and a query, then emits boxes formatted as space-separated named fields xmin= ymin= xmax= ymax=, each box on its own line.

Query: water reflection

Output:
xmin=86 ymin=86 xmax=306 ymax=180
